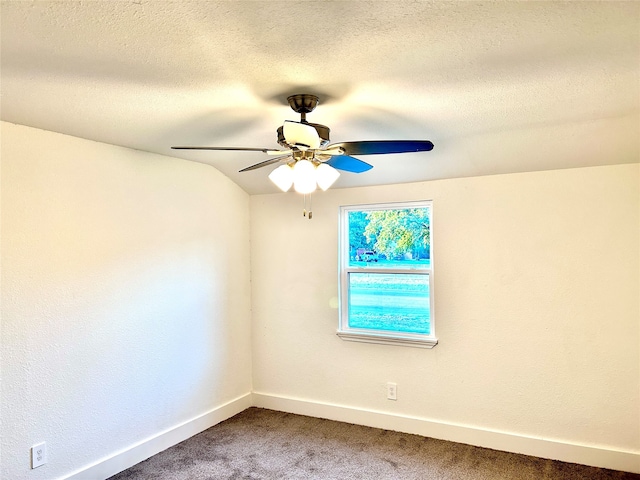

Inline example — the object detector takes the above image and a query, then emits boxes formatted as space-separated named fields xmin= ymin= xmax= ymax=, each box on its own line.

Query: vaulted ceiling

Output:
xmin=1 ymin=1 xmax=638 ymax=194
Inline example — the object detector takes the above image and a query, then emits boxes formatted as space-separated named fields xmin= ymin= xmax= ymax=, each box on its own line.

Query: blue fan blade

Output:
xmin=325 ymin=155 xmax=373 ymax=173
xmin=327 ymin=140 xmax=433 ymax=156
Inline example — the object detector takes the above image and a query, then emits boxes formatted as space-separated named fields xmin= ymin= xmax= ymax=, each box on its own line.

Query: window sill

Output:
xmin=336 ymin=330 xmax=438 ymax=349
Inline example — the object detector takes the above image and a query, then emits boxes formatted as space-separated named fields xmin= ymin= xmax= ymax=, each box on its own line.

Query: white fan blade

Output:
xmin=283 ymin=120 xmax=321 ymax=150
xmin=266 ymin=149 xmax=292 ymax=156
xmin=319 ymin=147 xmax=345 ymax=156
xmin=315 ymin=147 xmax=345 ymax=161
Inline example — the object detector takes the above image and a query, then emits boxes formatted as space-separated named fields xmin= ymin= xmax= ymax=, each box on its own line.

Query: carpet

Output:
xmin=108 ymin=407 xmax=639 ymax=479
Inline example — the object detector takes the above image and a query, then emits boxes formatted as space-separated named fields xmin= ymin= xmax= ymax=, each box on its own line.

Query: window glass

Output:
xmin=348 ymin=208 xmax=431 ymax=269
xmin=347 ymin=272 xmax=430 ymax=334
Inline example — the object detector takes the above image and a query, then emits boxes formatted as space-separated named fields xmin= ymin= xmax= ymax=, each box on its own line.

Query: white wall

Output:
xmin=0 ymin=122 xmax=253 ymax=479
xmin=251 ymin=165 xmax=639 ymax=461
xmin=2 ymin=121 xmax=638 ymax=477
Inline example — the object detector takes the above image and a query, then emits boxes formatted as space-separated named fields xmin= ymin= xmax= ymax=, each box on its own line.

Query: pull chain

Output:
xmin=302 ymin=194 xmax=313 ymax=219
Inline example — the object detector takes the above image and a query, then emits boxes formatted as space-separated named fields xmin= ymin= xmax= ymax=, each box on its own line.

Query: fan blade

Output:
xmin=239 ymin=155 xmax=291 ymax=172
xmin=325 ymin=155 xmax=373 ymax=173
xmin=283 ymin=120 xmax=321 ymax=149
xmin=316 ymin=147 xmax=345 ymax=157
xmin=172 ymin=146 xmax=271 ymax=152
xmin=172 ymin=146 xmax=291 ymax=156
xmin=326 ymin=140 xmax=434 ymax=156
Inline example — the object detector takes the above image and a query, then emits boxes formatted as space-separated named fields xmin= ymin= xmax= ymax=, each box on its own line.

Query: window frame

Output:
xmin=337 ymin=200 xmax=438 ymax=349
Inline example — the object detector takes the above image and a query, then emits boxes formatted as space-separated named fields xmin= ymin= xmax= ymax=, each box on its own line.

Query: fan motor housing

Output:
xmin=277 ymin=123 xmax=330 ymax=148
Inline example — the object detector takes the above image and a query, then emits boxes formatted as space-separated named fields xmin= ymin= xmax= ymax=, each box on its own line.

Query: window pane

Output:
xmin=348 ymin=273 xmax=430 ymax=334
xmin=348 ymin=208 xmax=430 ymax=269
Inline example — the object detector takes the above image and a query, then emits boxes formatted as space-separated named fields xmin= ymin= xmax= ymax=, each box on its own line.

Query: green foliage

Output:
xmin=348 ymin=211 xmax=372 ymax=250
xmin=362 ymin=208 xmax=430 ymax=258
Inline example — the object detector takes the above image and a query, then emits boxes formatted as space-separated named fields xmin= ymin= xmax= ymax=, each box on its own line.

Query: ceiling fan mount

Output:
xmin=286 ymin=94 xmax=319 ymax=114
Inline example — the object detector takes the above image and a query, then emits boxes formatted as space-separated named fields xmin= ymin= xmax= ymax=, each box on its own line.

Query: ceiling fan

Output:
xmin=172 ymin=94 xmax=434 ymax=194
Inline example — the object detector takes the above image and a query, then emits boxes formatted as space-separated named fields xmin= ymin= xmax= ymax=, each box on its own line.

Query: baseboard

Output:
xmin=63 ymin=393 xmax=253 ymax=480
xmin=60 ymin=391 xmax=640 ymax=478
xmin=252 ymin=392 xmax=640 ymax=474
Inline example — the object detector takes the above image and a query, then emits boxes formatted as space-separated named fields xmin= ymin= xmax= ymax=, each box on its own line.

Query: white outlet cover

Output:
xmin=387 ymin=382 xmax=397 ymax=400
xmin=31 ymin=442 xmax=47 ymax=469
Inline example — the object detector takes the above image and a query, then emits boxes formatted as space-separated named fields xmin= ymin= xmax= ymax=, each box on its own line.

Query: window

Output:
xmin=338 ymin=201 xmax=437 ymax=348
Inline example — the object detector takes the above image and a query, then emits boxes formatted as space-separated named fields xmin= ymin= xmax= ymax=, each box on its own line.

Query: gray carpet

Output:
xmin=108 ymin=408 xmax=639 ymax=479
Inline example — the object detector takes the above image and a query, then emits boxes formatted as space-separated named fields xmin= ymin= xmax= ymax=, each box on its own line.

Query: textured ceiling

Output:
xmin=1 ymin=1 xmax=639 ymax=194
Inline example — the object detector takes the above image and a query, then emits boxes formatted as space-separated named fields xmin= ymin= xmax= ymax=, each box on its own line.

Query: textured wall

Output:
xmin=250 ymin=164 xmax=639 ymax=453
xmin=2 ymin=120 xmax=638 ymax=478
xmin=0 ymin=122 xmax=252 ymax=479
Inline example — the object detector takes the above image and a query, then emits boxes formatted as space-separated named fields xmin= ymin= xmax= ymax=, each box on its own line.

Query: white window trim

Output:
xmin=337 ymin=201 xmax=438 ymax=349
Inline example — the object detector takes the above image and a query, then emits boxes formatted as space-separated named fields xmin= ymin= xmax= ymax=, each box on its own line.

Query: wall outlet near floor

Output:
xmin=31 ymin=442 xmax=47 ymax=469
xmin=386 ymin=382 xmax=397 ymax=400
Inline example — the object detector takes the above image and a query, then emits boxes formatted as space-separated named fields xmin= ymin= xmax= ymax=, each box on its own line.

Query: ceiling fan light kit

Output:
xmin=172 ymin=93 xmax=434 ymax=216
xmin=315 ymin=163 xmax=341 ymax=191
xmin=268 ymin=164 xmax=294 ymax=192
xmin=268 ymin=159 xmax=341 ymax=194
xmin=292 ymin=160 xmax=317 ymax=194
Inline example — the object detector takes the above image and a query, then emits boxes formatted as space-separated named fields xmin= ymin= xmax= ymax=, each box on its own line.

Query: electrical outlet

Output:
xmin=386 ymin=382 xmax=397 ymax=401
xmin=31 ymin=442 xmax=47 ymax=469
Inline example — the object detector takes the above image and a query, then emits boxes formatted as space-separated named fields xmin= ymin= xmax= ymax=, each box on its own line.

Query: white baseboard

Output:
xmin=63 ymin=393 xmax=253 ymax=480
xmin=252 ymin=392 xmax=640 ymax=474
xmin=60 ymin=391 xmax=640 ymax=478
